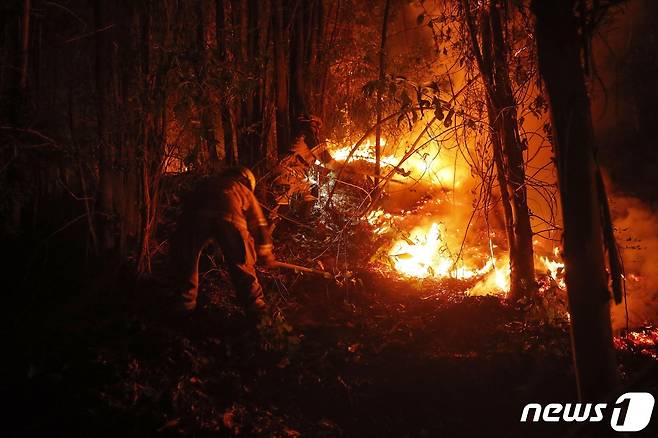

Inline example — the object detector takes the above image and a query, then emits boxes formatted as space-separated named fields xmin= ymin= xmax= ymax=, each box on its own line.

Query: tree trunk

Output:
xmin=216 ymin=0 xmax=239 ymax=165
xmin=245 ymin=0 xmax=263 ymax=166
xmin=290 ymin=1 xmax=307 ymax=119
xmin=19 ymin=0 xmax=31 ymax=91
xmin=306 ymin=0 xmax=323 ymax=113
xmin=488 ymin=0 xmax=535 ymax=299
xmin=94 ymin=0 xmax=117 ymax=253
xmin=272 ymin=0 xmax=290 ymax=157
xmin=462 ymin=0 xmax=535 ymax=300
xmin=196 ymin=0 xmax=220 ymax=169
xmin=374 ymin=0 xmax=391 ymax=186
xmin=532 ymin=0 xmax=619 ymax=402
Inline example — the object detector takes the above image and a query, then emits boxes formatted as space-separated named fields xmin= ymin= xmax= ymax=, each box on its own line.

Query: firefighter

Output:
xmin=270 ymin=114 xmax=337 ymax=221
xmin=168 ymin=166 xmax=275 ymax=320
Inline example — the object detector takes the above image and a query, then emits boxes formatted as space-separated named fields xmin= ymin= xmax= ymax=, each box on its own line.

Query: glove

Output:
xmin=257 ymin=246 xmax=276 ymax=267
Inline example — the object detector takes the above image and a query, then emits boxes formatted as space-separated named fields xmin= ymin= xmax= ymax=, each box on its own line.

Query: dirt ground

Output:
xmin=5 ymin=205 xmax=657 ymax=438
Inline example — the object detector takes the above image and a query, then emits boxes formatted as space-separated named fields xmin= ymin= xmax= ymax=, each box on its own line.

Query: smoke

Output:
xmin=589 ymin=0 xmax=658 ymax=329
xmin=610 ymin=195 xmax=658 ymax=329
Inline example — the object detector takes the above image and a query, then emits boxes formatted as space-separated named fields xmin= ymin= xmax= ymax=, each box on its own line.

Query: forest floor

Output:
xmin=6 ymin=193 xmax=658 ymax=437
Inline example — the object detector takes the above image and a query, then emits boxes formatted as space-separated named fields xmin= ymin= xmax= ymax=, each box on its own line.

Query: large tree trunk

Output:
xmin=462 ymin=0 xmax=535 ymax=300
xmin=532 ymin=0 xmax=619 ymax=401
xmin=487 ymin=0 xmax=535 ymax=299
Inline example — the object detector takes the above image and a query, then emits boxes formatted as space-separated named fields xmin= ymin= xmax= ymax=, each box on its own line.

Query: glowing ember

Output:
xmin=614 ymin=326 xmax=658 ymax=360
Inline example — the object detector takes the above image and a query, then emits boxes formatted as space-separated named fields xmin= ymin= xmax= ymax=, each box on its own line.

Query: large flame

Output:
xmin=326 ymin=134 xmax=563 ymax=297
xmin=327 ymin=136 xmax=461 ymax=188
xmin=387 ymin=221 xmax=511 ymax=294
xmin=390 ymin=222 xmax=479 ymax=279
xmin=539 ymin=254 xmax=565 ymax=288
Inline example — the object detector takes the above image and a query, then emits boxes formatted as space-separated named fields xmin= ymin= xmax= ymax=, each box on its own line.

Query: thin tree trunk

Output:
xmin=225 ymin=0 xmax=243 ymax=163
xmin=306 ymin=0 xmax=323 ymax=113
xmin=137 ymin=0 xmax=152 ymax=274
xmin=245 ymin=0 xmax=262 ymax=165
xmin=120 ymin=4 xmax=142 ymax=254
xmin=197 ymin=0 xmax=220 ymax=169
xmin=374 ymin=0 xmax=391 ymax=187
xmin=272 ymin=0 xmax=289 ymax=157
xmin=290 ymin=1 xmax=306 ymax=119
xmin=319 ymin=0 xmax=340 ymax=122
xmin=94 ymin=0 xmax=116 ymax=253
xmin=532 ymin=0 xmax=619 ymax=402
xmin=216 ymin=0 xmax=239 ymax=165
xmin=19 ymin=0 xmax=31 ymax=91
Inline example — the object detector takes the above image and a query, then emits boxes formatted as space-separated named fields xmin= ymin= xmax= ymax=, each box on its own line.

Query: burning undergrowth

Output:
xmin=614 ymin=326 xmax=658 ymax=361
xmin=320 ymin=127 xmax=566 ymax=303
xmin=314 ymin=129 xmax=657 ymax=365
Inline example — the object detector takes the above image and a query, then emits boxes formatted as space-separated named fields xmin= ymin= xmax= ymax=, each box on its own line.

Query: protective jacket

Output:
xmin=182 ymin=173 xmax=272 ymax=255
xmin=169 ymin=172 xmax=272 ymax=313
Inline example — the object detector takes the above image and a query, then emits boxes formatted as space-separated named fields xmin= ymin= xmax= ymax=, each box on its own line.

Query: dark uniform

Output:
xmin=169 ymin=168 xmax=273 ymax=315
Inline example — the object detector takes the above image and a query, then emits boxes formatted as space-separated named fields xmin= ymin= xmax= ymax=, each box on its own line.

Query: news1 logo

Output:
xmin=520 ymin=392 xmax=655 ymax=432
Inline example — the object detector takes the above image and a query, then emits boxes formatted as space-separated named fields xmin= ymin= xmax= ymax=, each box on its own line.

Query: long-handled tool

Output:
xmin=272 ymin=260 xmax=333 ymax=279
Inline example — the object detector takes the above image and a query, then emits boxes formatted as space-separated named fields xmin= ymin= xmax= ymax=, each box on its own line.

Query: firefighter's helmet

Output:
xmin=227 ymin=166 xmax=257 ymax=191
xmin=297 ymin=114 xmax=323 ymax=138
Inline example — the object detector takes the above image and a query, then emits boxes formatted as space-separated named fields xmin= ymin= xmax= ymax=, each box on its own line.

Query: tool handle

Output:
xmin=272 ymin=261 xmax=332 ymax=279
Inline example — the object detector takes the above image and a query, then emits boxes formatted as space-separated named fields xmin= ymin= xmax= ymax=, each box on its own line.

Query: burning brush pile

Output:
xmin=319 ymin=126 xmax=565 ymax=301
